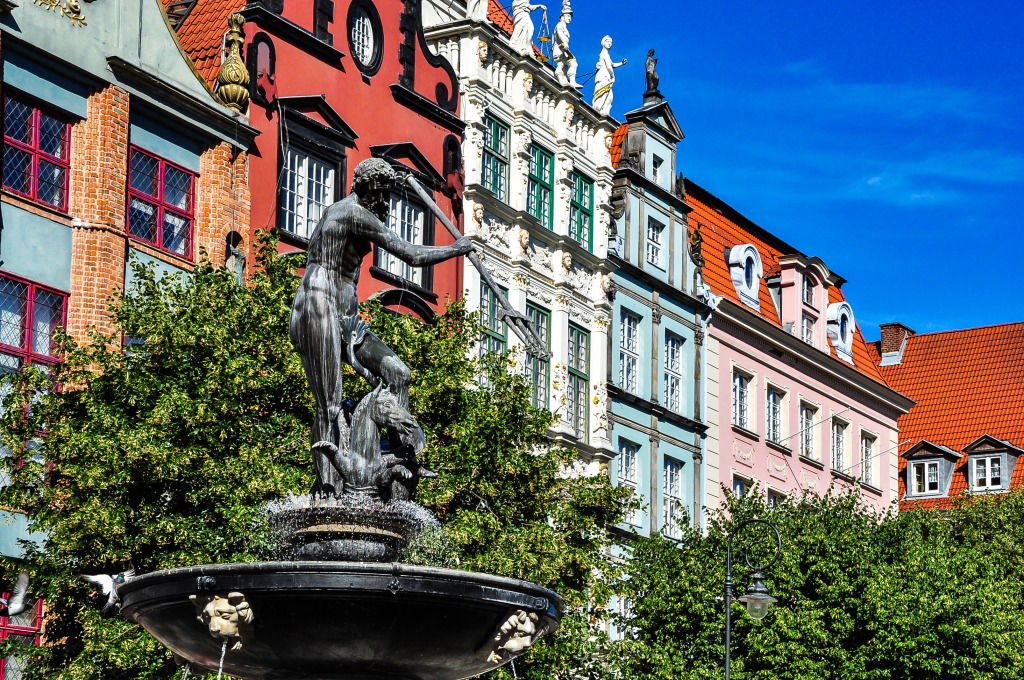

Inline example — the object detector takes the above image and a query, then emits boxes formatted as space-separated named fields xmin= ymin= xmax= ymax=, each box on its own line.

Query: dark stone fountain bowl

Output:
xmin=119 ymin=561 xmax=564 ymax=680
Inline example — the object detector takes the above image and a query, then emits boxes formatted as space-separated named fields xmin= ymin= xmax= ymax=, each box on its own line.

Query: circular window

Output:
xmin=347 ymin=0 xmax=383 ymax=75
xmin=744 ymin=258 xmax=754 ymax=288
xmin=840 ymin=315 xmax=849 ymax=343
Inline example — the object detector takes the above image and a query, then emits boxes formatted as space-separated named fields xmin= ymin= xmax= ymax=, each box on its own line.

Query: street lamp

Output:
xmin=725 ymin=519 xmax=782 ymax=680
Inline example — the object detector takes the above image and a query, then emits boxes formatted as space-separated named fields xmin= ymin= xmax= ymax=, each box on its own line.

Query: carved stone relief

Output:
xmin=476 ymin=610 xmax=550 ymax=664
xmin=733 ymin=441 xmax=754 ymax=467
xmin=190 ymin=592 xmax=255 ymax=651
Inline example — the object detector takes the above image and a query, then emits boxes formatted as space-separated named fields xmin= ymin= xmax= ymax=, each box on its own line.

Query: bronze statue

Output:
xmin=645 ymin=49 xmax=659 ymax=94
xmin=289 ymin=158 xmax=473 ymax=498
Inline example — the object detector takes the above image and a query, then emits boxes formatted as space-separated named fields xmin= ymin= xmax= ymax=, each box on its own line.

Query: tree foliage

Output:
xmin=0 ymin=234 xmax=627 ymax=680
xmin=615 ymin=489 xmax=1024 ymax=680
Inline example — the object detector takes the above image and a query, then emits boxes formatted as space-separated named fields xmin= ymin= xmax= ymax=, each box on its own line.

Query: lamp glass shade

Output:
xmin=737 ymin=572 xmax=777 ymax=621
xmin=746 ymin=599 xmax=772 ymax=620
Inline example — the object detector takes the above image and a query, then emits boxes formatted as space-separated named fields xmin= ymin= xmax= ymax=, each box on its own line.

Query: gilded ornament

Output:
xmin=32 ymin=0 xmax=92 ymax=27
xmin=216 ymin=13 xmax=251 ymax=113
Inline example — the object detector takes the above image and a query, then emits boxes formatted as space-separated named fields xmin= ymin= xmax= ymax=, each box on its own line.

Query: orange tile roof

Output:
xmin=873 ymin=322 xmax=1024 ymax=510
xmin=176 ymin=0 xmax=245 ymax=87
xmin=684 ymin=179 xmax=887 ymax=386
xmin=609 ymin=123 xmax=627 ymax=168
xmin=487 ymin=0 xmax=513 ymax=34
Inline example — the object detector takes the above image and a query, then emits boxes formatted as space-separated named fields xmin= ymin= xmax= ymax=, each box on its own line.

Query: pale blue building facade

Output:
xmin=606 ymin=89 xmax=709 ymax=541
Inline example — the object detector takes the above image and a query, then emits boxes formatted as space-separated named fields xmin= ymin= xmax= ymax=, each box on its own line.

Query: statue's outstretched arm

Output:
xmin=361 ymin=218 xmax=474 ymax=267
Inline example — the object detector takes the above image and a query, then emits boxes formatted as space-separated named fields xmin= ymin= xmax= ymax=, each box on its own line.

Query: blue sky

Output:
xmin=564 ymin=0 xmax=1024 ymax=339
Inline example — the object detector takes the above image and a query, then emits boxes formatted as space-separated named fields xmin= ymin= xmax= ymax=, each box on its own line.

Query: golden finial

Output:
xmin=216 ymin=13 xmax=250 ymax=113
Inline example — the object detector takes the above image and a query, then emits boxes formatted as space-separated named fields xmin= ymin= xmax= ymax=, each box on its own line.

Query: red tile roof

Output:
xmin=609 ymin=123 xmax=627 ymax=168
xmin=684 ymin=179 xmax=887 ymax=386
xmin=175 ymin=0 xmax=245 ymax=87
xmin=871 ymin=322 xmax=1024 ymax=510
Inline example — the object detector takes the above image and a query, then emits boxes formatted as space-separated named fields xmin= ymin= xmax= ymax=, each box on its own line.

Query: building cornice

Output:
xmin=106 ymin=57 xmax=259 ymax=147
xmin=238 ymin=4 xmax=346 ymax=64
xmin=613 ymin=167 xmax=691 ymax=214
xmin=609 ymin=254 xmax=710 ymax=316
xmin=713 ymin=299 xmax=915 ymax=415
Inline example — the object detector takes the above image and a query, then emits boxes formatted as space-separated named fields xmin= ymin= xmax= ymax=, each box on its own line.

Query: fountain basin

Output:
xmin=269 ymin=506 xmax=421 ymax=562
xmin=119 ymin=561 xmax=564 ymax=680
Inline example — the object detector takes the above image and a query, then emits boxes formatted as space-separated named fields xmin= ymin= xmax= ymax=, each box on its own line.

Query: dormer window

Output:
xmin=652 ymin=155 xmax=663 ymax=184
xmin=972 ymin=456 xmax=1002 ymax=491
xmin=728 ymin=244 xmax=762 ymax=310
xmin=826 ymin=302 xmax=856 ymax=364
xmin=912 ymin=461 xmax=940 ymax=494
xmin=802 ymin=275 xmax=814 ymax=305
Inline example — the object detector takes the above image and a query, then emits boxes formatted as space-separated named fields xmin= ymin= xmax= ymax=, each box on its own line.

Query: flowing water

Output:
xmin=261 ymin=493 xmax=457 ymax=567
xmin=216 ymin=639 xmax=227 ymax=680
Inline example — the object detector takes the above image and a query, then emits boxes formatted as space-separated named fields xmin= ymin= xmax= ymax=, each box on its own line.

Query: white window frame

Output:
xmin=652 ymin=155 xmax=663 ymax=184
xmin=731 ymin=371 xmax=750 ymax=431
xmin=732 ymin=476 xmax=749 ymax=498
xmin=911 ymin=460 xmax=940 ymax=495
xmin=618 ymin=439 xmax=640 ymax=526
xmin=766 ymin=386 xmax=784 ymax=444
xmin=351 ymin=8 xmax=375 ymax=65
xmin=663 ymin=333 xmax=683 ymax=413
xmin=802 ymin=314 xmax=814 ymax=346
xmin=860 ymin=433 xmax=876 ymax=485
xmin=662 ymin=457 xmax=684 ymax=539
xmin=377 ymin=192 xmax=426 ymax=284
xmin=280 ymin=147 xmax=336 ymax=239
xmin=802 ymin=275 xmax=814 ymax=305
xmin=972 ymin=456 xmax=1003 ymax=491
xmin=645 ymin=218 xmax=664 ymax=269
xmin=619 ymin=310 xmax=640 ymax=395
xmin=831 ymin=418 xmax=847 ymax=471
xmin=799 ymin=402 xmax=817 ymax=459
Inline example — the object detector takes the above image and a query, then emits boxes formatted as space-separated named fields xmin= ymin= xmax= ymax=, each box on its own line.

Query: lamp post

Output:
xmin=724 ymin=519 xmax=782 ymax=680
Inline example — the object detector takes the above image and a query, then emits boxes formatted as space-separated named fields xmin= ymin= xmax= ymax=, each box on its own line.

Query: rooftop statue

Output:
xmin=510 ymin=0 xmax=546 ymax=56
xmin=645 ymin=48 xmax=660 ymax=95
xmin=289 ymin=157 xmax=474 ymax=499
xmin=552 ymin=0 xmax=581 ymax=89
xmin=466 ymin=0 xmax=488 ymax=23
xmin=592 ymin=35 xmax=626 ymax=116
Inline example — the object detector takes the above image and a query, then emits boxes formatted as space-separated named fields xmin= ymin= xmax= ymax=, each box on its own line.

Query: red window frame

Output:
xmin=126 ymin=146 xmax=195 ymax=259
xmin=2 ymin=93 xmax=72 ymax=212
xmin=0 ymin=271 xmax=68 ymax=374
xmin=0 ymin=594 xmax=43 ymax=678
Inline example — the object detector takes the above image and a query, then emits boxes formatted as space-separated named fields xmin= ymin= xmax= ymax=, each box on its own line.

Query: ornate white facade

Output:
xmin=424 ymin=5 xmax=620 ymax=462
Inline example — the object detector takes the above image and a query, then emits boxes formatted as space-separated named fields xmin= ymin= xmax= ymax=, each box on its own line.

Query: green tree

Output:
xmin=0 ymin=234 xmax=627 ymax=680
xmin=614 ymin=489 xmax=1024 ymax=680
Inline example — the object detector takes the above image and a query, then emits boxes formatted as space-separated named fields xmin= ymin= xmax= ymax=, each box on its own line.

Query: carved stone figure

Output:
xmin=190 ymin=592 xmax=255 ymax=651
xmin=563 ymin=104 xmax=575 ymax=124
xmin=552 ymin=0 xmax=580 ymax=89
xmin=473 ymin=203 xmax=484 ymax=226
xmin=592 ymin=35 xmax=626 ymax=116
xmin=510 ymin=0 xmax=545 ymax=57
xmin=561 ymin=252 xmax=572 ymax=272
xmin=466 ymin=0 xmax=488 ymax=22
xmin=477 ymin=40 xmax=489 ymax=65
xmin=645 ymin=49 xmax=659 ymax=94
xmin=518 ymin=229 xmax=531 ymax=252
xmin=523 ymin=72 xmax=534 ymax=96
xmin=289 ymin=158 xmax=473 ymax=497
xmin=477 ymin=610 xmax=548 ymax=664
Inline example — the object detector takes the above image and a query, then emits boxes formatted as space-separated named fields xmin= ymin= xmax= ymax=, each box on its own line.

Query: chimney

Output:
xmin=876 ymin=319 xmax=917 ymax=358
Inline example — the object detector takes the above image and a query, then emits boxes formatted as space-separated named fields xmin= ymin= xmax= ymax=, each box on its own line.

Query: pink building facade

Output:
xmin=686 ymin=181 xmax=913 ymax=514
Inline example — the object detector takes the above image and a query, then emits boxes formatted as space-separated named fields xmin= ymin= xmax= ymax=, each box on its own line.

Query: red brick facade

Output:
xmin=2 ymin=74 xmax=256 ymax=344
